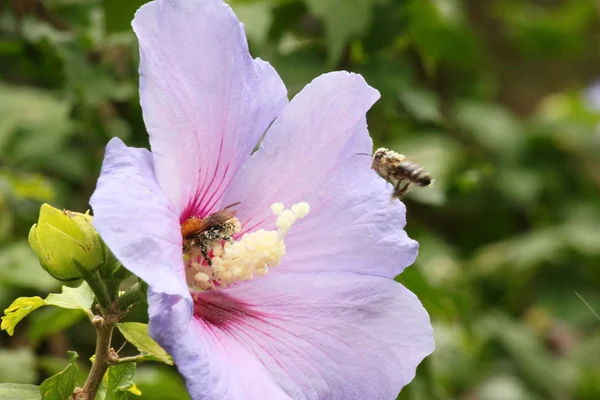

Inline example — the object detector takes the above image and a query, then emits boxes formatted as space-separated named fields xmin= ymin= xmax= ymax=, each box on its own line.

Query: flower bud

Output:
xmin=29 ymin=204 xmax=107 ymax=281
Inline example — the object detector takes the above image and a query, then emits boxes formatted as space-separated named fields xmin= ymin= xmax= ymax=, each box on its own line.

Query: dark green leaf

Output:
xmin=103 ymin=0 xmax=148 ymax=34
xmin=305 ymin=0 xmax=373 ymax=65
xmin=27 ymin=307 xmax=85 ymax=345
xmin=104 ymin=363 xmax=139 ymax=400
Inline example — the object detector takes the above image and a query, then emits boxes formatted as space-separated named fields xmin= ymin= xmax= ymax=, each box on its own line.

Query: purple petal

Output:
xmin=281 ymin=156 xmax=418 ymax=277
xmin=133 ymin=0 xmax=288 ymax=218
xmin=90 ymin=138 xmax=190 ymax=301
xmin=223 ymin=72 xmax=417 ymax=278
xmin=148 ymin=290 xmax=291 ymax=400
xmin=151 ymin=272 xmax=434 ymax=399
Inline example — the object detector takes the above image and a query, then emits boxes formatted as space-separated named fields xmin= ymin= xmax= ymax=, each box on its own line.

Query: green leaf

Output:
xmin=0 ymin=170 xmax=55 ymax=202
xmin=0 ymin=84 xmax=73 ymax=167
xmin=104 ymin=363 xmax=138 ymax=400
xmin=482 ymin=314 xmax=568 ymax=398
xmin=44 ymin=282 xmax=94 ymax=318
xmin=404 ymin=0 xmax=480 ymax=74
xmin=134 ymin=366 xmax=190 ymax=400
xmin=398 ymin=87 xmax=442 ymax=123
xmin=117 ymin=323 xmax=173 ymax=365
xmin=1 ymin=282 xmax=93 ymax=335
xmin=0 ymin=383 xmax=41 ymax=400
xmin=39 ymin=351 xmax=79 ymax=400
xmin=305 ymin=0 xmax=373 ymax=66
xmin=231 ymin=2 xmax=273 ymax=46
xmin=27 ymin=307 xmax=85 ymax=345
xmin=37 ymin=355 xmax=89 ymax=386
xmin=0 ymin=348 xmax=37 ymax=384
xmin=0 ymin=242 xmax=58 ymax=292
xmin=453 ymin=101 xmax=524 ymax=158
xmin=1 ymin=296 xmax=46 ymax=335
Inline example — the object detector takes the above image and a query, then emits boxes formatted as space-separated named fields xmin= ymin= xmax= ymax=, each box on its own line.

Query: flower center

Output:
xmin=183 ymin=202 xmax=309 ymax=291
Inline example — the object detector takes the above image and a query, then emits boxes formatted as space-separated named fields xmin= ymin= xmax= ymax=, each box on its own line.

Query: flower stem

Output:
xmin=80 ymin=316 xmax=114 ymax=400
xmin=114 ymin=354 xmax=149 ymax=364
xmin=72 ymin=259 xmax=111 ymax=309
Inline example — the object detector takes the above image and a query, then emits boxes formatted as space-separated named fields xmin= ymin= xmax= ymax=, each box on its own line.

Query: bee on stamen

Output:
xmin=359 ymin=148 xmax=433 ymax=199
xmin=181 ymin=202 xmax=241 ymax=266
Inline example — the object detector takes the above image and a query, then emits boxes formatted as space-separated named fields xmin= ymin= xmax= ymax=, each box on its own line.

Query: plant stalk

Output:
xmin=79 ymin=316 xmax=114 ymax=400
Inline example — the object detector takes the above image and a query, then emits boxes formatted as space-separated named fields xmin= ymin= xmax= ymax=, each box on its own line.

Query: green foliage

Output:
xmin=0 ymin=383 xmax=41 ymax=400
xmin=98 ymin=363 xmax=140 ymax=400
xmin=1 ymin=297 xmax=46 ymax=336
xmin=117 ymin=323 xmax=173 ymax=365
xmin=1 ymin=283 xmax=93 ymax=335
xmin=44 ymin=283 xmax=94 ymax=316
xmin=0 ymin=0 xmax=599 ymax=398
xmin=0 ymin=348 xmax=37 ymax=384
xmin=39 ymin=351 xmax=79 ymax=400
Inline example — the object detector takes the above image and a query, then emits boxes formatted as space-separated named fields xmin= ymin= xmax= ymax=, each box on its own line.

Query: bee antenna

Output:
xmin=355 ymin=153 xmax=372 ymax=157
xmin=223 ymin=202 xmax=241 ymax=209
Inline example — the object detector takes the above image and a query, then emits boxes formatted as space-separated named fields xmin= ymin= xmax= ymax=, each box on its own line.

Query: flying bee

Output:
xmin=362 ymin=147 xmax=433 ymax=199
xmin=181 ymin=202 xmax=241 ymax=266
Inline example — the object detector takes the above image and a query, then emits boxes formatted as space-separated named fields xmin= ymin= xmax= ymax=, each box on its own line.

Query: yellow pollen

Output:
xmin=196 ymin=201 xmax=309 ymax=288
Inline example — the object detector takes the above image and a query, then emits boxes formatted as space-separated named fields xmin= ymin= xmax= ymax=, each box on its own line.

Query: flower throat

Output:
xmin=181 ymin=202 xmax=309 ymax=291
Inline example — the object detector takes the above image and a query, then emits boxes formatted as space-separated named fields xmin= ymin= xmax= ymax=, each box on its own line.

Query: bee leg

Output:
xmin=393 ymin=181 xmax=411 ymax=198
xmin=199 ymin=242 xmax=212 ymax=266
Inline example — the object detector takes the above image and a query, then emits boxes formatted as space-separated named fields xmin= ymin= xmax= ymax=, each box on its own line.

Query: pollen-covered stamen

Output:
xmin=184 ymin=202 xmax=309 ymax=290
xmin=208 ymin=201 xmax=309 ymax=288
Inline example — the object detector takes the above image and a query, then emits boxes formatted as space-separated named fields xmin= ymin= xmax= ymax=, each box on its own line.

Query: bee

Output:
xmin=181 ymin=202 xmax=241 ymax=266
xmin=365 ymin=147 xmax=433 ymax=199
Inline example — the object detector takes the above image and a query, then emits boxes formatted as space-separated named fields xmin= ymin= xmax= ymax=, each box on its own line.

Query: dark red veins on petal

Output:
xmin=193 ymin=290 xmax=264 ymax=330
xmin=180 ymin=137 xmax=232 ymax=222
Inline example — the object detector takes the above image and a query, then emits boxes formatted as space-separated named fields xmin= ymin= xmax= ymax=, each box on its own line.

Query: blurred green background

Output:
xmin=1 ymin=0 xmax=600 ymax=399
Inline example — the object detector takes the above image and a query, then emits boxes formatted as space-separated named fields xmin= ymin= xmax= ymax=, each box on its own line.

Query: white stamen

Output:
xmin=270 ymin=202 xmax=285 ymax=215
xmin=195 ymin=272 xmax=210 ymax=282
xmin=209 ymin=202 xmax=309 ymax=288
xmin=291 ymin=202 xmax=310 ymax=218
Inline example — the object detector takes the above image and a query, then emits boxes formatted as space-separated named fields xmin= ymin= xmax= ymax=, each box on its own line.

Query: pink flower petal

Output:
xmin=133 ymin=0 xmax=288 ymax=218
xmin=223 ymin=72 xmax=417 ymax=278
xmin=90 ymin=138 xmax=190 ymax=301
xmin=148 ymin=291 xmax=291 ymax=400
xmin=151 ymin=271 xmax=434 ymax=399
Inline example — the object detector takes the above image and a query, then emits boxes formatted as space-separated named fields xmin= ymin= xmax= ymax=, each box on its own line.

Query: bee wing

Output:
xmin=182 ymin=205 xmax=239 ymax=238
xmin=203 ymin=208 xmax=237 ymax=227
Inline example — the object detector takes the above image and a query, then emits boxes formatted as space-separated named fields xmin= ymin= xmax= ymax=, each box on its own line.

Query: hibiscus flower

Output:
xmin=90 ymin=0 xmax=434 ymax=398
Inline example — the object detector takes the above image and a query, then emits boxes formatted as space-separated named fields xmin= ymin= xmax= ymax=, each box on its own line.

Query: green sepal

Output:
xmin=29 ymin=204 xmax=108 ymax=281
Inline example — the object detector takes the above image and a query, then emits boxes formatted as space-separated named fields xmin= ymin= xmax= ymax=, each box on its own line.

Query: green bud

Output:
xmin=29 ymin=204 xmax=107 ymax=281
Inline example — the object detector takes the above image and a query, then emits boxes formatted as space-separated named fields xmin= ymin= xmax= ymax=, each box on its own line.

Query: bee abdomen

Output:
xmin=398 ymin=161 xmax=432 ymax=187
